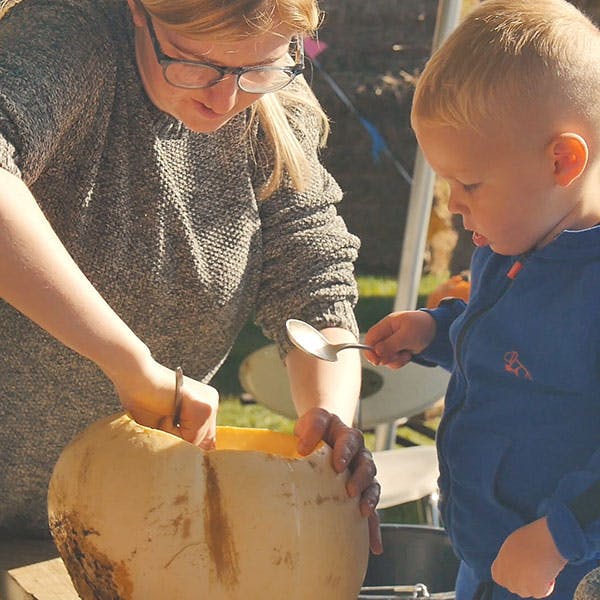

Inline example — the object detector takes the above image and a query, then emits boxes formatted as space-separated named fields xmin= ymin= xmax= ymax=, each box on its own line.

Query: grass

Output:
xmin=213 ymin=273 xmax=446 ymax=525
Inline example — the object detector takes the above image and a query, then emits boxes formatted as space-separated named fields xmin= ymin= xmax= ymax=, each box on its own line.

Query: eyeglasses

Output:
xmin=143 ymin=10 xmax=305 ymax=94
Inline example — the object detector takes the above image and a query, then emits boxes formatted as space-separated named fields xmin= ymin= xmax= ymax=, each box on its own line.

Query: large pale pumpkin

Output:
xmin=48 ymin=413 xmax=369 ymax=600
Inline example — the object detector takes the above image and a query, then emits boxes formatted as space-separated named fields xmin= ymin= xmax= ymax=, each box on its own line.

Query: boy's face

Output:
xmin=413 ymin=119 xmax=583 ymax=256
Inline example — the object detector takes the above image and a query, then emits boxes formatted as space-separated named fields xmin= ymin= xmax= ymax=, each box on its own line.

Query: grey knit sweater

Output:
xmin=0 ymin=0 xmax=359 ymax=537
xmin=575 ymin=567 xmax=600 ymax=600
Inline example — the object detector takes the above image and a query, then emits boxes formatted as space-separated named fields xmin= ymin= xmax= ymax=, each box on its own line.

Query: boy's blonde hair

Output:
xmin=142 ymin=0 xmax=328 ymax=198
xmin=412 ymin=0 xmax=600 ymax=137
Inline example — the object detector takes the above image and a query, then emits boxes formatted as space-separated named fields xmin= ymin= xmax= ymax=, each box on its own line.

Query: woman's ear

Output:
xmin=549 ymin=133 xmax=589 ymax=187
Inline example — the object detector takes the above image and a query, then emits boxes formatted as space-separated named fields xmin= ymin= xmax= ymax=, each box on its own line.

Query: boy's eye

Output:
xmin=462 ymin=182 xmax=480 ymax=193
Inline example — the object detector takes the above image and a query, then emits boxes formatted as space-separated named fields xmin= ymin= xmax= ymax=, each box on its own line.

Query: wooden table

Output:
xmin=0 ymin=539 xmax=78 ymax=600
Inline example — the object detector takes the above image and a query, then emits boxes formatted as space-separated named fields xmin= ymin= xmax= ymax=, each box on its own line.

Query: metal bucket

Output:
xmin=359 ymin=524 xmax=459 ymax=599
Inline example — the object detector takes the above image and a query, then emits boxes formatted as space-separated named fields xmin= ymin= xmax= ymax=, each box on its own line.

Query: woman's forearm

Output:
xmin=0 ymin=169 xmax=218 ymax=441
xmin=285 ymin=327 xmax=362 ymax=426
xmin=0 ymin=168 xmax=150 ymax=382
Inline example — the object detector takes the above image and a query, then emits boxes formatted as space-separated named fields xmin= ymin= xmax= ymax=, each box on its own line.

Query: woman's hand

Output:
xmin=491 ymin=517 xmax=567 ymax=598
xmin=156 ymin=374 xmax=219 ymax=450
xmin=294 ymin=407 xmax=383 ymax=555
xmin=0 ymin=168 xmax=218 ymax=448
xmin=111 ymin=355 xmax=218 ymax=450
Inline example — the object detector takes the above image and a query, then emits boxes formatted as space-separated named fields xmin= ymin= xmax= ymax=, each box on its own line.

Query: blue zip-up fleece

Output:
xmin=420 ymin=226 xmax=600 ymax=599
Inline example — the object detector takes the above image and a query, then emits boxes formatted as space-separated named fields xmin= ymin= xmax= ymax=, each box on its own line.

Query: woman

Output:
xmin=0 ymin=0 xmax=381 ymax=550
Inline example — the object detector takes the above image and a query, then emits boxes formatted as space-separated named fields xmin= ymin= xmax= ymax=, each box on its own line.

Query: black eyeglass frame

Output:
xmin=142 ymin=10 xmax=305 ymax=93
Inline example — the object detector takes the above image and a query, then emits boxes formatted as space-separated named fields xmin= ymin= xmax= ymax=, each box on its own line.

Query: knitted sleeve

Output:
xmin=0 ymin=0 xmax=116 ymax=183
xmin=253 ymin=97 xmax=360 ymax=355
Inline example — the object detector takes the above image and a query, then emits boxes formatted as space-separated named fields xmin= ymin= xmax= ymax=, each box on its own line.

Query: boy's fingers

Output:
xmin=363 ymin=348 xmax=380 ymax=365
xmin=364 ymin=316 xmax=396 ymax=346
xmin=382 ymin=351 xmax=413 ymax=369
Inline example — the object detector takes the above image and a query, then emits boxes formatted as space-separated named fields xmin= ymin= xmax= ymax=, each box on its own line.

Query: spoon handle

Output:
xmin=333 ymin=342 xmax=374 ymax=352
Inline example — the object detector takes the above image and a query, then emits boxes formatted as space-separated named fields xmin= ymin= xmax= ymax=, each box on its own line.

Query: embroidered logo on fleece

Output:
xmin=503 ymin=351 xmax=533 ymax=380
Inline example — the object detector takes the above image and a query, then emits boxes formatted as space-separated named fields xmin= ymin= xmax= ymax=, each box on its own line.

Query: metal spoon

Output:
xmin=285 ymin=318 xmax=374 ymax=362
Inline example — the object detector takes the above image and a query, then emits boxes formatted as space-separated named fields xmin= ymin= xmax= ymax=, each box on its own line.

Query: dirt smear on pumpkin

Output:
xmin=203 ymin=454 xmax=240 ymax=589
xmin=49 ymin=512 xmax=133 ymax=600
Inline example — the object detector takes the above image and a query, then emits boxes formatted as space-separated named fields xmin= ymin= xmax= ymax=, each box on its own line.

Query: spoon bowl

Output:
xmin=285 ymin=319 xmax=374 ymax=362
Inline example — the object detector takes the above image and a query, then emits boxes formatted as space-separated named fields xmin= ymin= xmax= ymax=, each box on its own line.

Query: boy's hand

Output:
xmin=491 ymin=517 xmax=567 ymax=598
xmin=364 ymin=310 xmax=436 ymax=369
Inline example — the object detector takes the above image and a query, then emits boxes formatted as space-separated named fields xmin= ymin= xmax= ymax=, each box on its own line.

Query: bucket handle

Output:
xmin=358 ymin=583 xmax=455 ymax=599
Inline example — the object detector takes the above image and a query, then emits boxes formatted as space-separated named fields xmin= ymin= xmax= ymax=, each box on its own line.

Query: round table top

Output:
xmin=239 ymin=344 xmax=450 ymax=430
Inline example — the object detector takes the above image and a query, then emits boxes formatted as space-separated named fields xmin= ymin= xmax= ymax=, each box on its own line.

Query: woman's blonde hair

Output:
xmin=141 ymin=0 xmax=328 ymax=198
xmin=0 ymin=0 xmax=23 ymax=19
xmin=412 ymin=0 xmax=600 ymax=134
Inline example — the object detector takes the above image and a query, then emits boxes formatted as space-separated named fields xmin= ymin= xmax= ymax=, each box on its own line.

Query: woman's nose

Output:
xmin=204 ymin=76 xmax=239 ymax=114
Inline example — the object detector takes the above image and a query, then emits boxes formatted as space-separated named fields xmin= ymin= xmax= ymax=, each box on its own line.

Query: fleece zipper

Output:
xmin=436 ymin=252 xmax=531 ymax=529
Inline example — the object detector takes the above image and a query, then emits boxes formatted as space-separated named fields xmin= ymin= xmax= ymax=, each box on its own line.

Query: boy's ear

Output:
xmin=549 ymin=133 xmax=588 ymax=187
xmin=127 ymin=0 xmax=145 ymax=27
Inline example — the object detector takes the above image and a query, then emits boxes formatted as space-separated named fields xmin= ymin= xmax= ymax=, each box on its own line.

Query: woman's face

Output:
xmin=128 ymin=1 xmax=293 ymax=133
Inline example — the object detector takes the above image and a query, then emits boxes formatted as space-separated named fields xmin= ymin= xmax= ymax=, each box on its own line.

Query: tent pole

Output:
xmin=392 ymin=0 xmax=463 ymax=312
xmin=375 ymin=0 xmax=463 ymax=452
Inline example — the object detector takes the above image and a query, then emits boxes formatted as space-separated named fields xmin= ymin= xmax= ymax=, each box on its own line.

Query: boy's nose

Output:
xmin=448 ymin=192 xmax=467 ymax=216
xmin=204 ymin=76 xmax=239 ymax=114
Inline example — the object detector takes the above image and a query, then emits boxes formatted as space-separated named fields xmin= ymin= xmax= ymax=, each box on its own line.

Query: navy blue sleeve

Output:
xmin=412 ymin=298 xmax=466 ymax=371
xmin=543 ymin=451 xmax=600 ymax=563
xmin=570 ymin=480 xmax=600 ymax=528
